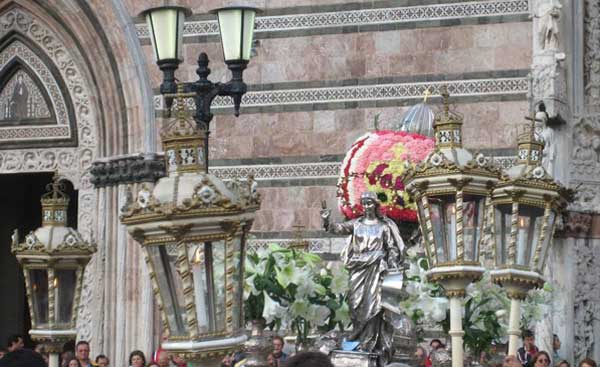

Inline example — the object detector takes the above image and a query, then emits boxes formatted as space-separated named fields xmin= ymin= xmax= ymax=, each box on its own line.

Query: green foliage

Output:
xmin=244 ymin=244 xmax=350 ymax=343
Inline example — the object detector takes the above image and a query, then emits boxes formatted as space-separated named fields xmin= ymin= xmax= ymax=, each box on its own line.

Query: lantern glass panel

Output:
xmin=216 ymin=8 xmax=257 ymax=62
xmin=29 ymin=269 xmax=48 ymax=325
xmin=462 ymin=194 xmax=486 ymax=262
xmin=147 ymin=244 xmax=187 ymax=336
xmin=516 ymin=205 xmax=544 ymax=267
xmin=494 ymin=204 xmax=512 ymax=267
xmin=55 ymin=269 xmax=77 ymax=324
xmin=428 ymin=195 xmax=457 ymax=263
xmin=146 ymin=8 xmax=185 ymax=62
xmin=536 ymin=210 xmax=556 ymax=272
xmin=189 ymin=241 xmax=227 ymax=335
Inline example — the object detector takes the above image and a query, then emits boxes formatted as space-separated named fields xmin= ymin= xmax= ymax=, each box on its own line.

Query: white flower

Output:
xmin=276 ymin=260 xmax=309 ymax=288
xmin=320 ymin=268 xmax=327 ymax=277
xmin=406 ymin=246 xmax=419 ymax=258
xmin=405 ymin=281 xmax=423 ymax=296
xmin=333 ymin=301 xmax=350 ymax=324
xmin=305 ymin=304 xmax=331 ymax=326
xmin=244 ymin=273 xmax=260 ymax=299
xmin=245 ymin=257 xmax=267 ymax=276
xmin=290 ymin=299 xmax=311 ymax=319
xmin=262 ymin=291 xmax=287 ymax=324
xmin=495 ymin=309 xmax=507 ymax=318
xmin=296 ymin=277 xmax=325 ymax=299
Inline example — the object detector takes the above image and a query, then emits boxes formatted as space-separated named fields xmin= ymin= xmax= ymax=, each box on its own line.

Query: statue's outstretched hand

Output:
xmin=320 ymin=200 xmax=331 ymax=220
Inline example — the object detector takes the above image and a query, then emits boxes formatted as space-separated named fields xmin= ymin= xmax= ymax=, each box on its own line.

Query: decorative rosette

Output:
xmin=337 ymin=130 xmax=435 ymax=223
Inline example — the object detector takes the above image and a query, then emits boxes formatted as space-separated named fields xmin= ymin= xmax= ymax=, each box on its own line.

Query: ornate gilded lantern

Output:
xmin=490 ymin=116 xmax=567 ymax=355
xmin=120 ymin=99 xmax=260 ymax=367
xmin=404 ymin=89 xmax=501 ymax=367
xmin=12 ymin=175 xmax=96 ymax=367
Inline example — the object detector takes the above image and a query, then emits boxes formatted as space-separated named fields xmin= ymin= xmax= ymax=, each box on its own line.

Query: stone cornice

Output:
xmin=90 ymin=153 xmax=165 ymax=188
xmin=136 ymin=0 xmax=529 ymax=40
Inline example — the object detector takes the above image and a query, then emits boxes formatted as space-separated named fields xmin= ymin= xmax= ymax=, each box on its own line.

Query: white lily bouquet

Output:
xmin=244 ymin=244 xmax=351 ymax=345
xmin=401 ymin=246 xmax=552 ymax=355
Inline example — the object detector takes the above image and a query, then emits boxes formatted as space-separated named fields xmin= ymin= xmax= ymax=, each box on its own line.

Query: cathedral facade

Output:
xmin=0 ymin=0 xmax=598 ymax=365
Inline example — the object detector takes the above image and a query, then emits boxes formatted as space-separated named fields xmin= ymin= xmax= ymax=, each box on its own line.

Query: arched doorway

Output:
xmin=0 ymin=172 xmax=77 ymax=348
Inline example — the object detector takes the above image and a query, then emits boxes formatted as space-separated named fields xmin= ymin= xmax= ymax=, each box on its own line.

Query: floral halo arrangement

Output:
xmin=337 ymin=130 xmax=435 ymax=223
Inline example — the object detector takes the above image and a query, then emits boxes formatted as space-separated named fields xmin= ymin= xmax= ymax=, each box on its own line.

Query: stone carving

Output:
xmin=533 ymin=0 xmax=562 ymax=50
xmin=584 ymin=0 xmax=600 ymax=107
xmin=570 ymin=116 xmax=600 ymax=212
xmin=90 ymin=153 xmax=166 ymax=188
xmin=0 ymin=7 xmax=97 ymax=148
xmin=571 ymin=116 xmax=600 ymax=175
xmin=0 ymin=42 xmax=72 ymax=144
xmin=574 ymin=238 xmax=600 ymax=362
xmin=0 ymin=6 xmax=98 ymax=344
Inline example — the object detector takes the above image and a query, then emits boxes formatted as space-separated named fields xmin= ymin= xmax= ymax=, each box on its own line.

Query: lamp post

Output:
xmin=490 ymin=115 xmax=567 ymax=355
xmin=141 ymin=5 xmax=260 ymax=172
xmin=11 ymin=175 xmax=96 ymax=367
xmin=120 ymin=95 xmax=261 ymax=366
xmin=404 ymin=89 xmax=501 ymax=367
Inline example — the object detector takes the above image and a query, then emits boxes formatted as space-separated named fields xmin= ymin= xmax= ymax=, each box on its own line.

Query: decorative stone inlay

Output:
xmin=584 ymin=0 xmax=600 ymax=108
xmin=91 ymin=155 xmax=517 ymax=187
xmin=136 ymin=0 xmax=529 ymax=39
xmin=0 ymin=6 xmax=98 ymax=344
xmin=248 ymin=236 xmax=347 ymax=254
xmin=154 ymin=77 xmax=528 ymax=111
xmin=0 ymin=42 xmax=72 ymax=142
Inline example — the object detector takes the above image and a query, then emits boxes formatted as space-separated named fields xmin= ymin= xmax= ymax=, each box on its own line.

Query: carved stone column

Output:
xmin=90 ymin=155 xmax=166 ymax=363
xmin=530 ymin=0 xmax=600 ymax=363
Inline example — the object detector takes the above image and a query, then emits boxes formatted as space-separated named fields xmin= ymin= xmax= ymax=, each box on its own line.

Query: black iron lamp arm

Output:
xmin=161 ymin=52 xmax=247 ymax=128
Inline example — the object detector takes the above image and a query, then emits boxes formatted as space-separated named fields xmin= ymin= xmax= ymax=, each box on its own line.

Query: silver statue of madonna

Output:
xmin=321 ymin=192 xmax=405 ymax=365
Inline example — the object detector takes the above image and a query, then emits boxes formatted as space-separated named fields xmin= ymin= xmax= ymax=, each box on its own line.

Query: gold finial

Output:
xmin=524 ymin=109 xmax=543 ymax=142
xmin=423 ymin=88 xmax=431 ymax=103
xmin=175 ymin=84 xmax=187 ymax=119
xmin=42 ymin=172 xmax=68 ymax=203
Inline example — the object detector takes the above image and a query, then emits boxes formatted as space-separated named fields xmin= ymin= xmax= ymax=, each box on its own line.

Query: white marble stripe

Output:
xmin=209 ymin=157 xmax=517 ymax=180
xmin=136 ymin=0 xmax=529 ymax=39
xmin=154 ymin=77 xmax=528 ymax=110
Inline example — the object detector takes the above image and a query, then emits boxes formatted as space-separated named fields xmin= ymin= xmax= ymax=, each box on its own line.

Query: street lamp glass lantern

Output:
xmin=426 ymin=194 xmax=486 ymax=264
xmin=212 ymin=6 xmax=259 ymax=63
xmin=12 ymin=175 xmax=95 ymax=349
xmin=144 ymin=6 xmax=189 ymax=64
xmin=29 ymin=269 xmax=49 ymax=325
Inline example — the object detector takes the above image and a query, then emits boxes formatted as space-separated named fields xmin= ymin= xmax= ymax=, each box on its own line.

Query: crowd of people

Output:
xmin=412 ymin=331 xmax=598 ymax=367
xmin=0 ymin=334 xmax=333 ymax=367
xmin=0 ymin=331 xmax=598 ymax=367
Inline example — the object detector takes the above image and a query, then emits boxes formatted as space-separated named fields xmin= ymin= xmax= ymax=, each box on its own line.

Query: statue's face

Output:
xmin=361 ymin=198 xmax=376 ymax=213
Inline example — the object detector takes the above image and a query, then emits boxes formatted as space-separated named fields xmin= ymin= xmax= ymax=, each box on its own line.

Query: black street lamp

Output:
xmin=142 ymin=5 xmax=260 ymax=171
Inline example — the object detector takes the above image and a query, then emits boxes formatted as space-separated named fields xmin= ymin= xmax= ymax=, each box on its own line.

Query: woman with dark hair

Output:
xmin=66 ymin=358 xmax=82 ymax=367
xmin=129 ymin=350 xmax=146 ymax=367
xmin=532 ymin=351 xmax=551 ymax=367
xmin=321 ymin=191 xmax=405 ymax=365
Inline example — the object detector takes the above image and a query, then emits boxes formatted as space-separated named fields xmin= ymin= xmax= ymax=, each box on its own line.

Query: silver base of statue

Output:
xmin=330 ymin=350 xmax=379 ymax=367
